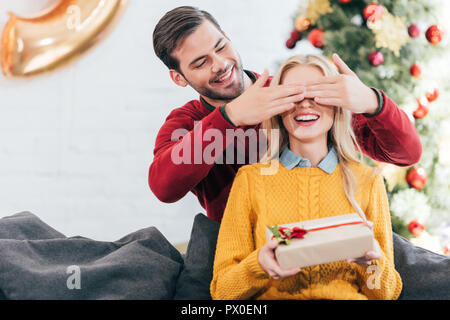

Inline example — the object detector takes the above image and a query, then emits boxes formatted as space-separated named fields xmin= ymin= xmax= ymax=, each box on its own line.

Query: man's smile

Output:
xmin=212 ymin=65 xmax=235 ymax=86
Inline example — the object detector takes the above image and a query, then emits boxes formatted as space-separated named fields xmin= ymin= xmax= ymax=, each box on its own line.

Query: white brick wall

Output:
xmin=0 ymin=0 xmax=319 ymax=244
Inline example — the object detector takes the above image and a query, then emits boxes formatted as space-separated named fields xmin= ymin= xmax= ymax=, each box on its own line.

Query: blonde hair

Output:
xmin=261 ymin=54 xmax=367 ymax=222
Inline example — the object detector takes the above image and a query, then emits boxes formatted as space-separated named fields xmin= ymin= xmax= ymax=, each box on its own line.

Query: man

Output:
xmin=149 ymin=6 xmax=421 ymax=223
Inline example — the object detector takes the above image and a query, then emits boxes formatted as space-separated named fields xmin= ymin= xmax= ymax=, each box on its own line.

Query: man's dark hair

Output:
xmin=153 ymin=6 xmax=222 ymax=73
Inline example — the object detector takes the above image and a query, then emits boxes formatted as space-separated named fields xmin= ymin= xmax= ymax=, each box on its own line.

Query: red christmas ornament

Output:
xmin=413 ymin=106 xmax=429 ymax=119
xmin=408 ymin=218 xmax=425 ymax=237
xmin=410 ymin=63 xmax=422 ymax=78
xmin=338 ymin=0 xmax=352 ymax=3
xmin=286 ymin=37 xmax=297 ymax=49
xmin=413 ymin=97 xmax=430 ymax=119
xmin=426 ymin=86 xmax=440 ymax=102
xmin=363 ymin=3 xmax=385 ymax=22
xmin=290 ymin=30 xmax=302 ymax=42
xmin=426 ymin=25 xmax=443 ymax=45
xmin=368 ymin=51 xmax=384 ymax=66
xmin=308 ymin=28 xmax=325 ymax=48
xmin=406 ymin=167 xmax=428 ymax=190
xmin=408 ymin=24 xmax=421 ymax=38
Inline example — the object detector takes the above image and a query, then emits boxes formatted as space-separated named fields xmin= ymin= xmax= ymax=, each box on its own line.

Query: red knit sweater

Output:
xmin=148 ymin=71 xmax=422 ymax=223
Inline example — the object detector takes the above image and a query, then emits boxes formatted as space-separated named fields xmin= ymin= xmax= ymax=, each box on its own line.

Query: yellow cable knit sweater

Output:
xmin=210 ymin=161 xmax=402 ymax=300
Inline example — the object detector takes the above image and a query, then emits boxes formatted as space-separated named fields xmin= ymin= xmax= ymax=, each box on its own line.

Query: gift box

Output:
xmin=266 ymin=213 xmax=375 ymax=270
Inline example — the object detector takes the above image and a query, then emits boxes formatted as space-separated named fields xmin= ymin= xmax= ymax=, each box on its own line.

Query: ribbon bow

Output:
xmin=268 ymin=220 xmax=365 ymax=245
xmin=268 ymin=225 xmax=307 ymax=245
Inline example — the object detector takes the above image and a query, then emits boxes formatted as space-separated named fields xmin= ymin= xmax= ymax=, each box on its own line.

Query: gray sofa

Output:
xmin=0 ymin=212 xmax=448 ymax=300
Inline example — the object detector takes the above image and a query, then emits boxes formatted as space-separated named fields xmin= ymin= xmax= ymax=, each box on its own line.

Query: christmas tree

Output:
xmin=284 ymin=0 xmax=450 ymax=255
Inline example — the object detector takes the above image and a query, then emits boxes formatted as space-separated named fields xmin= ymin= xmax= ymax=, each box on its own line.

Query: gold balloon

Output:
xmin=1 ymin=0 xmax=128 ymax=77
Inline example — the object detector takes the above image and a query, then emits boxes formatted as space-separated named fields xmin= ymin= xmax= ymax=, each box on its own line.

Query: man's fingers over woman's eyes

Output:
xmin=304 ymin=90 xmax=340 ymax=99
xmin=256 ymin=69 xmax=270 ymax=87
xmin=304 ymin=83 xmax=340 ymax=94
xmin=271 ymin=93 xmax=305 ymax=107
xmin=313 ymin=97 xmax=342 ymax=106
xmin=269 ymin=85 xmax=305 ymax=100
xmin=268 ymin=103 xmax=297 ymax=118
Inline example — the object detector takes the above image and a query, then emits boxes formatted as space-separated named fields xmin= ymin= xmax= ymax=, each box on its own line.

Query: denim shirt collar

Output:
xmin=279 ymin=145 xmax=339 ymax=174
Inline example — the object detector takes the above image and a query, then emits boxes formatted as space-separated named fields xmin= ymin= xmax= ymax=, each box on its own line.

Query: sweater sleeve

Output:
xmin=356 ymin=174 xmax=403 ymax=300
xmin=352 ymin=90 xmax=422 ymax=167
xmin=210 ymin=167 xmax=270 ymax=300
xmin=148 ymin=106 xmax=237 ymax=203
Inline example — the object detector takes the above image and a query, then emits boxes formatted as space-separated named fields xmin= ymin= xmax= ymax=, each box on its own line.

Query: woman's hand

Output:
xmin=347 ymin=221 xmax=382 ymax=266
xmin=258 ymin=239 xmax=302 ymax=280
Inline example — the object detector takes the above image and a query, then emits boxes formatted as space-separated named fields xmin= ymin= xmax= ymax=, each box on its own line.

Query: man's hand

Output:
xmin=258 ymin=239 xmax=302 ymax=280
xmin=225 ymin=69 xmax=305 ymax=127
xmin=303 ymin=53 xmax=379 ymax=115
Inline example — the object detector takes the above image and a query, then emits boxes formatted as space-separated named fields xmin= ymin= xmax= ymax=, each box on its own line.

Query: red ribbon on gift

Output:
xmin=272 ymin=221 xmax=365 ymax=242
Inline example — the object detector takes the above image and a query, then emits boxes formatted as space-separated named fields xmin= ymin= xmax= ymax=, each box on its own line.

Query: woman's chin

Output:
xmin=289 ymin=130 xmax=323 ymax=144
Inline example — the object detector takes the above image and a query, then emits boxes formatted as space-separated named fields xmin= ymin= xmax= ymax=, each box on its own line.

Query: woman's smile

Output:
xmin=293 ymin=110 xmax=321 ymax=127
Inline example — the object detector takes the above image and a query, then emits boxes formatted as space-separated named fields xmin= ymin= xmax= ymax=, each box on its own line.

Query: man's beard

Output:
xmin=185 ymin=60 xmax=246 ymax=101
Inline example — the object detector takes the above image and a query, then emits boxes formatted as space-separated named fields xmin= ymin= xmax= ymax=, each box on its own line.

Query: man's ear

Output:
xmin=169 ymin=69 xmax=188 ymax=87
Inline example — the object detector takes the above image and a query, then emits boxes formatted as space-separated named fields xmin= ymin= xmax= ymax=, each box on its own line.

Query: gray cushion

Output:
xmin=0 ymin=212 xmax=183 ymax=300
xmin=394 ymin=233 xmax=450 ymax=300
xmin=0 ymin=211 xmax=65 ymax=240
xmin=174 ymin=213 xmax=220 ymax=300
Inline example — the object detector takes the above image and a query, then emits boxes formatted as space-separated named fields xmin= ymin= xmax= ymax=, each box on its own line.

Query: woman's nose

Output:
xmin=296 ymin=98 xmax=314 ymax=108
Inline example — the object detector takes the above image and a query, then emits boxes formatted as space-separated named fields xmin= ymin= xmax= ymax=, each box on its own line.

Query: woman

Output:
xmin=210 ymin=54 xmax=402 ymax=300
